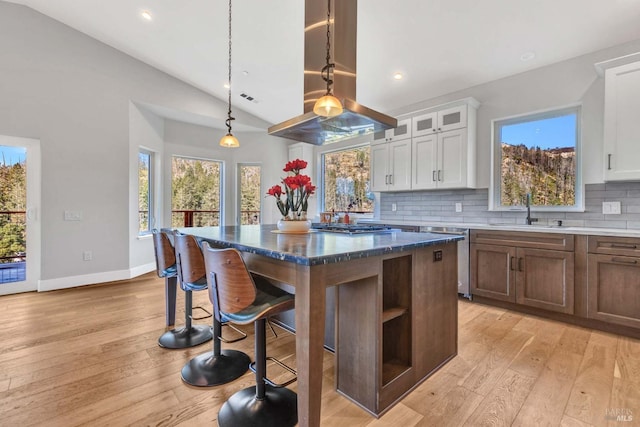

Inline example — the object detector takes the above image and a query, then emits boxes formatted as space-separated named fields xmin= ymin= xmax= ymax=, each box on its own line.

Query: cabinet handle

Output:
xmin=608 ymin=154 xmax=612 ymax=170
xmin=385 ymin=174 xmax=389 ymax=185
xmin=432 ymin=170 xmax=437 ymax=182
xmin=438 ymin=170 xmax=442 ymax=181
xmin=518 ymin=257 xmax=524 ymax=272
xmin=510 ymin=256 xmax=515 ymax=271
xmin=389 ymin=174 xmax=393 ymax=185
xmin=610 ymin=243 xmax=638 ymax=249
xmin=611 ymin=257 xmax=638 ymax=265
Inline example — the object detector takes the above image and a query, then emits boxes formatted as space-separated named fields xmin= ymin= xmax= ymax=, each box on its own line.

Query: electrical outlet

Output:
xmin=83 ymin=251 xmax=92 ymax=261
xmin=392 ymin=203 xmax=397 ymax=212
xmin=64 ymin=210 xmax=83 ymax=221
xmin=455 ymin=202 xmax=462 ymax=213
xmin=602 ymin=201 xmax=621 ymax=215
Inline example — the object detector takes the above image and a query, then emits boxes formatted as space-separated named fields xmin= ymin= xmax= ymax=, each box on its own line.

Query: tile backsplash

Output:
xmin=379 ymin=182 xmax=640 ymax=229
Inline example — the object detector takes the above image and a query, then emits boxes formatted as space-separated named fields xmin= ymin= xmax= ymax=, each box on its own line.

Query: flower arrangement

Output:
xmin=267 ymin=159 xmax=316 ymax=220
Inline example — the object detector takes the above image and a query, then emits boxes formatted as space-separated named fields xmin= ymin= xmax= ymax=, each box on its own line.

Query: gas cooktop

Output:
xmin=310 ymin=223 xmax=395 ymax=234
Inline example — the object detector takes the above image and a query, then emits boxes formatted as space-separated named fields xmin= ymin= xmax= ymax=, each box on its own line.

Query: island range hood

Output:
xmin=268 ymin=0 xmax=397 ymax=145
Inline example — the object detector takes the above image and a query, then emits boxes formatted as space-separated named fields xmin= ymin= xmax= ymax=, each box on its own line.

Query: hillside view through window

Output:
xmin=172 ymin=157 xmax=221 ymax=227
xmin=496 ymin=107 xmax=578 ymax=208
xmin=0 ymin=145 xmax=26 ymax=283
xmin=322 ymin=146 xmax=374 ymax=213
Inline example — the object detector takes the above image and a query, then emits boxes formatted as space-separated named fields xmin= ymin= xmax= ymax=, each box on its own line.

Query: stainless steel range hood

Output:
xmin=268 ymin=0 xmax=397 ymax=145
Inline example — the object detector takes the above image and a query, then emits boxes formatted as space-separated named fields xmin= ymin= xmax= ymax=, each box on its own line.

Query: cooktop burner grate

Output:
xmin=310 ymin=223 xmax=395 ymax=234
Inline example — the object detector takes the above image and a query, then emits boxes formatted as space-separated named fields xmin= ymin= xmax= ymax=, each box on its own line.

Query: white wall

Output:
xmin=0 ymin=1 xmax=288 ymax=289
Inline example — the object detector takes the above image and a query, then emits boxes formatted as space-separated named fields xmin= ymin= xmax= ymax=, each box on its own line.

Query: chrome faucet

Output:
xmin=526 ymin=193 xmax=538 ymax=225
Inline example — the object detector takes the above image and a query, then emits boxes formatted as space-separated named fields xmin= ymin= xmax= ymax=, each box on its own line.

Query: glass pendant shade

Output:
xmin=219 ymin=133 xmax=240 ymax=148
xmin=313 ymin=94 xmax=343 ymax=117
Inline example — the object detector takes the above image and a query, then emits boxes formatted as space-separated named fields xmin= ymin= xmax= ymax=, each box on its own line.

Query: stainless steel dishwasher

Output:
xmin=420 ymin=226 xmax=471 ymax=299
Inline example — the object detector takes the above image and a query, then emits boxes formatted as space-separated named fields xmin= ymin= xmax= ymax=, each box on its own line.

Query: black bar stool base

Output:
xmin=158 ymin=325 xmax=212 ymax=349
xmin=181 ymin=349 xmax=250 ymax=387
xmin=218 ymin=385 xmax=297 ymax=427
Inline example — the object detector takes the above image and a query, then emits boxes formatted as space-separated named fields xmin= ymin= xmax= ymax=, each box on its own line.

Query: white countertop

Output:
xmin=359 ymin=219 xmax=640 ymax=238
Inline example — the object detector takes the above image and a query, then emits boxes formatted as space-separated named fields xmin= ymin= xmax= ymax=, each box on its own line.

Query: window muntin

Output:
xmin=322 ymin=145 xmax=374 ymax=214
xmin=138 ymin=150 xmax=152 ymax=234
xmin=492 ymin=106 xmax=581 ymax=210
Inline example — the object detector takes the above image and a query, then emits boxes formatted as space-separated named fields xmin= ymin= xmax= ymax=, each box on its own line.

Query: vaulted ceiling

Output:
xmin=6 ymin=0 xmax=640 ymax=129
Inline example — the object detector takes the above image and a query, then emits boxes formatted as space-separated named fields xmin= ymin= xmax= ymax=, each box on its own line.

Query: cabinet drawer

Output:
xmin=588 ymin=235 xmax=640 ymax=257
xmin=471 ymin=230 xmax=574 ymax=251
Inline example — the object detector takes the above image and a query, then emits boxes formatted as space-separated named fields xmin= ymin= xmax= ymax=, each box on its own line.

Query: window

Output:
xmin=138 ymin=150 xmax=153 ymax=234
xmin=238 ymin=164 xmax=261 ymax=225
xmin=491 ymin=105 xmax=581 ymax=210
xmin=322 ymin=145 xmax=374 ymax=214
xmin=171 ymin=156 xmax=222 ymax=227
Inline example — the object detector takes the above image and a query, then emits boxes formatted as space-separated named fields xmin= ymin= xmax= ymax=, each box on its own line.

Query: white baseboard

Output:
xmin=37 ymin=262 xmax=157 ymax=292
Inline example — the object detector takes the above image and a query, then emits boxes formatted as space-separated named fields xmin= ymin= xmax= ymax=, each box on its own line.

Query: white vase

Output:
xmin=277 ymin=218 xmax=312 ymax=233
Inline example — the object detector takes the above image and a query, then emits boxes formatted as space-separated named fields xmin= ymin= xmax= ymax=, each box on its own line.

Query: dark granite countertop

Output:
xmin=178 ymin=225 xmax=464 ymax=266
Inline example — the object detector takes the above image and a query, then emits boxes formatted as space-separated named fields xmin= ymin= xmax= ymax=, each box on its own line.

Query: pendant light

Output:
xmin=220 ymin=0 xmax=240 ymax=148
xmin=312 ymin=0 xmax=343 ymax=118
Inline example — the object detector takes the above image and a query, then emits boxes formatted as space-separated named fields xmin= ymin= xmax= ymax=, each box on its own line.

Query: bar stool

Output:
xmin=158 ymin=232 xmax=213 ymax=349
xmin=152 ymin=229 xmax=178 ymax=328
xmin=179 ymin=235 xmax=250 ymax=386
xmin=202 ymin=242 xmax=297 ymax=427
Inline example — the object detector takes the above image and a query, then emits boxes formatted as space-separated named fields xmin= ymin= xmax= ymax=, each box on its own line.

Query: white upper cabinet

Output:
xmin=603 ymin=61 xmax=640 ymax=181
xmin=412 ymin=128 xmax=472 ymax=190
xmin=372 ymin=118 xmax=412 ymax=143
xmin=371 ymin=97 xmax=478 ymax=192
xmin=412 ymin=104 xmax=467 ymax=137
xmin=370 ymin=138 xmax=412 ymax=192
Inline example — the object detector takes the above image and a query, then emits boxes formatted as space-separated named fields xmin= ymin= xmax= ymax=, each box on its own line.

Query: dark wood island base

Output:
xmin=337 ymin=242 xmax=458 ymax=416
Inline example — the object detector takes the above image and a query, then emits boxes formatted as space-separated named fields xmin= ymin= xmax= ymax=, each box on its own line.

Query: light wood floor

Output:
xmin=0 ymin=273 xmax=638 ymax=426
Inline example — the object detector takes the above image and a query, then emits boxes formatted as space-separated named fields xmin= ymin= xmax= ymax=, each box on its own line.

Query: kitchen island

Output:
xmin=180 ymin=225 xmax=463 ymax=425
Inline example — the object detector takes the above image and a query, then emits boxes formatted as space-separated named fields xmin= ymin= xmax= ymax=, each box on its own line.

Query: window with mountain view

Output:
xmin=492 ymin=106 xmax=581 ymax=210
xmin=322 ymin=145 xmax=374 ymax=214
xmin=171 ymin=156 xmax=221 ymax=227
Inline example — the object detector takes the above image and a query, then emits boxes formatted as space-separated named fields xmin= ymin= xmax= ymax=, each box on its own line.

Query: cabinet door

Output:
xmin=411 ymin=134 xmax=438 ymax=190
xmin=389 ymin=139 xmax=412 ymax=191
xmin=370 ymin=142 xmax=390 ymax=192
xmin=388 ymin=118 xmax=412 ymax=142
xmin=588 ymin=253 xmax=640 ymax=328
xmin=604 ymin=61 xmax=640 ymax=181
xmin=470 ymin=243 xmax=516 ymax=302
xmin=437 ymin=105 xmax=467 ymax=132
xmin=412 ymin=112 xmax=438 ymax=137
xmin=516 ymin=248 xmax=574 ymax=314
xmin=437 ymin=129 xmax=467 ymax=189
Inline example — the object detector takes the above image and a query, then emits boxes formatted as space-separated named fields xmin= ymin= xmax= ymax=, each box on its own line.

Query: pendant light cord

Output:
xmin=321 ymin=0 xmax=334 ymax=95
xmin=225 ymin=0 xmax=235 ymax=134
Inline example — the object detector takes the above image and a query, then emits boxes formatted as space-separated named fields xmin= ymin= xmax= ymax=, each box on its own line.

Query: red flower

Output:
xmin=283 ymin=159 xmax=308 ymax=173
xmin=267 ymin=159 xmax=315 ymax=219
xmin=305 ymin=183 xmax=316 ymax=195
xmin=267 ymin=185 xmax=283 ymax=197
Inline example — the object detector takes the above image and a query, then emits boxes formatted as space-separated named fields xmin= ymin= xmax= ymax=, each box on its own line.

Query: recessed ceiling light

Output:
xmin=520 ymin=51 xmax=536 ymax=62
xmin=141 ymin=10 xmax=153 ymax=21
xmin=242 ymin=70 xmax=249 ymax=76
xmin=393 ymin=72 xmax=403 ymax=80
xmin=223 ymin=82 xmax=230 ymax=89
